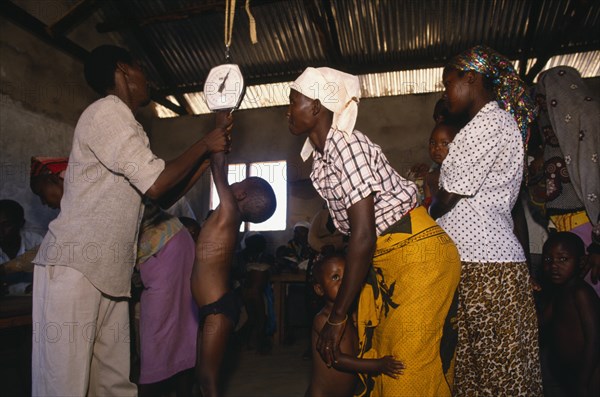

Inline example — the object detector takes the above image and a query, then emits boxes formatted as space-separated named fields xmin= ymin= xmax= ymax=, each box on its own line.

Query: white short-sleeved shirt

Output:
xmin=438 ymin=101 xmax=526 ymax=263
xmin=33 ymin=95 xmax=165 ymax=297
xmin=310 ymin=128 xmax=418 ymax=236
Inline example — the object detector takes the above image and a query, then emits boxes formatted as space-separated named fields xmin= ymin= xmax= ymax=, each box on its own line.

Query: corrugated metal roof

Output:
xmin=86 ymin=0 xmax=600 ymax=116
xmin=155 ymin=50 xmax=600 ymax=117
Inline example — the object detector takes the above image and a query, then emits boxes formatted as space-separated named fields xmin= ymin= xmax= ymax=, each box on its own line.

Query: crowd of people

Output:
xmin=0 ymin=43 xmax=599 ymax=397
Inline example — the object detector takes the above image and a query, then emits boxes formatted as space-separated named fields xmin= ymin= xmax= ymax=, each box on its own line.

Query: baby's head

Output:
xmin=542 ymin=232 xmax=586 ymax=286
xmin=433 ymin=98 xmax=450 ymax=124
xmin=429 ymin=122 xmax=460 ymax=165
xmin=232 ymin=177 xmax=276 ymax=223
xmin=312 ymin=253 xmax=346 ymax=303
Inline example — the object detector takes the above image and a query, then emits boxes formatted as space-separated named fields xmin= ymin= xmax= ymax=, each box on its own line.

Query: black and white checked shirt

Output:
xmin=310 ymin=128 xmax=418 ymax=236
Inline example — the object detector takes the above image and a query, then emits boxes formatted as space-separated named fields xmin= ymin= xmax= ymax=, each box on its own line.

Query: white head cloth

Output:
xmin=290 ymin=67 xmax=361 ymax=161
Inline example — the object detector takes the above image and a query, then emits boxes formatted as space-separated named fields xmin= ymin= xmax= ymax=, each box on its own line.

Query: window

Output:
xmin=210 ymin=160 xmax=287 ymax=231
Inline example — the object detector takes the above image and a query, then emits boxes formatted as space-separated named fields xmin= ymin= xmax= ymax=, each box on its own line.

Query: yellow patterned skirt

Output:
xmin=356 ymin=206 xmax=461 ymax=397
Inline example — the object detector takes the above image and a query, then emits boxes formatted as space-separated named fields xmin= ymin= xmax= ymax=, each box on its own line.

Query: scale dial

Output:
xmin=204 ymin=64 xmax=245 ymax=111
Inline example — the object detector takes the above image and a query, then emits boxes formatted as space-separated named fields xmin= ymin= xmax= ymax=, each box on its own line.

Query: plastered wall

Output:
xmin=0 ymin=2 xmax=124 ymax=233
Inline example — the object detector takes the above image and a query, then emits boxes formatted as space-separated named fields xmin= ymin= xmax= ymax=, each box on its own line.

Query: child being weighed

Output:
xmin=191 ymin=145 xmax=276 ymax=397
xmin=307 ymin=253 xmax=405 ymax=397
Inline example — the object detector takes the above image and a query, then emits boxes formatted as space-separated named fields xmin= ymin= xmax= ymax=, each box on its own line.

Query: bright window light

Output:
xmin=210 ymin=161 xmax=287 ymax=231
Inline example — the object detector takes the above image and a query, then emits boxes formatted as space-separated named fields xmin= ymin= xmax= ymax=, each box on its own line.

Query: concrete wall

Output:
xmin=0 ymin=1 xmax=125 ymax=233
xmin=0 ymin=16 xmax=96 ymax=233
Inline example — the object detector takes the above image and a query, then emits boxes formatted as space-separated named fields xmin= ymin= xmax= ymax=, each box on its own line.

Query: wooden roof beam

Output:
xmin=0 ymin=1 xmax=88 ymax=61
xmin=46 ymin=0 xmax=99 ymax=37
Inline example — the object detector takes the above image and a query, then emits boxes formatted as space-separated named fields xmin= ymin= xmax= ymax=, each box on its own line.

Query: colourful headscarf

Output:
xmin=30 ymin=156 xmax=68 ymax=178
xmin=448 ymin=45 xmax=536 ymax=144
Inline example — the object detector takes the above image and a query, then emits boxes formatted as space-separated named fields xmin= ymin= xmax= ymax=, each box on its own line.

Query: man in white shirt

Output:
xmin=31 ymin=45 xmax=232 ymax=396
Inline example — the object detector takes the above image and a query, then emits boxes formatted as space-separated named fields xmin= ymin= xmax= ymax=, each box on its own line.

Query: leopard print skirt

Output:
xmin=454 ymin=261 xmax=543 ymax=396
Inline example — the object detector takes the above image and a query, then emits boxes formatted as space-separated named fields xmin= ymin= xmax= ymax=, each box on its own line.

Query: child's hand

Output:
xmin=202 ymin=111 xmax=233 ymax=154
xmin=215 ymin=110 xmax=233 ymax=132
xmin=376 ymin=356 xmax=405 ymax=378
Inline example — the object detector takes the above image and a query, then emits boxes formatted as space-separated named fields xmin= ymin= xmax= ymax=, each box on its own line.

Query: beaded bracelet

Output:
xmin=326 ymin=314 xmax=348 ymax=326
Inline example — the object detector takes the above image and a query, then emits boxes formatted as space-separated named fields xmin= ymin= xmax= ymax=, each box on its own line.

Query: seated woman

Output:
xmin=0 ymin=199 xmax=43 ymax=295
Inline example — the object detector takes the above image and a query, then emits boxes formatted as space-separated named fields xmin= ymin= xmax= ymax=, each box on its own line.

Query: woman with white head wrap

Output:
xmin=288 ymin=67 xmax=461 ymax=396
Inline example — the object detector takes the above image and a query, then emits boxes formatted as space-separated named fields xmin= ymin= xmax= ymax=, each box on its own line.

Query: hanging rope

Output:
xmin=245 ymin=0 xmax=258 ymax=44
xmin=224 ymin=0 xmax=236 ymax=60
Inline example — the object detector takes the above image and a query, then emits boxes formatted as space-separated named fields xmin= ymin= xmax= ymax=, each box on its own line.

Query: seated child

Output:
xmin=422 ymin=121 xmax=460 ymax=206
xmin=191 ymin=150 xmax=276 ymax=397
xmin=307 ymin=253 xmax=404 ymax=397
xmin=0 ymin=199 xmax=43 ymax=295
xmin=540 ymin=232 xmax=600 ymax=397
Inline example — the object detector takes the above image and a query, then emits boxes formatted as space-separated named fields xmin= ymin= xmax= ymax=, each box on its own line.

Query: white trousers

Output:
xmin=32 ymin=264 xmax=137 ymax=397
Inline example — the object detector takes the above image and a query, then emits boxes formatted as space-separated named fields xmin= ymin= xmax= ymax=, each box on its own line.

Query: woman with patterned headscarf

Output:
xmin=288 ymin=67 xmax=461 ymax=397
xmin=430 ymin=45 xmax=542 ymax=395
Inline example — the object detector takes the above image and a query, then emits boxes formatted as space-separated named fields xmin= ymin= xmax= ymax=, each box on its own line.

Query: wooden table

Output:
xmin=270 ymin=271 xmax=307 ymax=346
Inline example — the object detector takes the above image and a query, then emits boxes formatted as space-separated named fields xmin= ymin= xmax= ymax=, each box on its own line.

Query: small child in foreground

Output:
xmin=191 ymin=150 xmax=276 ymax=397
xmin=540 ymin=232 xmax=600 ymax=397
xmin=306 ymin=253 xmax=404 ymax=397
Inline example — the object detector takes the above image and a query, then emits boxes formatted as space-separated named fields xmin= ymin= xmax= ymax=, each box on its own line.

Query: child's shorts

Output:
xmin=198 ymin=290 xmax=241 ymax=327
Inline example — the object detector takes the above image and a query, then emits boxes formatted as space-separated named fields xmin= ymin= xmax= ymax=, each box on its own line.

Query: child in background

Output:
xmin=307 ymin=253 xmax=404 ymax=397
xmin=0 ymin=199 xmax=43 ymax=295
xmin=237 ymin=232 xmax=275 ymax=353
xmin=191 ymin=150 xmax=276 ymax=397
xmin=540 ymin=232 xmax=600 ymax=397
xmin=423 ymin=122 xmax=460 ymax=206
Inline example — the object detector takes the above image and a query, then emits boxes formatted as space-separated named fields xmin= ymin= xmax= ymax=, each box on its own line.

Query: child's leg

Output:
xmin=196 ymin=313 xmax=234 ymax=397
xmin=243 ymin=269 xmax=268 ymax=350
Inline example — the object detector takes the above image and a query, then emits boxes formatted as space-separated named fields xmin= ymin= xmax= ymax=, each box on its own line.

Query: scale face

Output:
xmin=203 ymin=63 xmax=245 ymax=111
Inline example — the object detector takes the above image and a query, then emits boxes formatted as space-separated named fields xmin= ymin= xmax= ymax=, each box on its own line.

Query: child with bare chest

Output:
xmin=306 ymin=253 xmax=404 ymax=397
xmin=541 ymin=232 xmax=600 ymax=397
xmin=191 ymin=149 xmax=276 ymax=397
